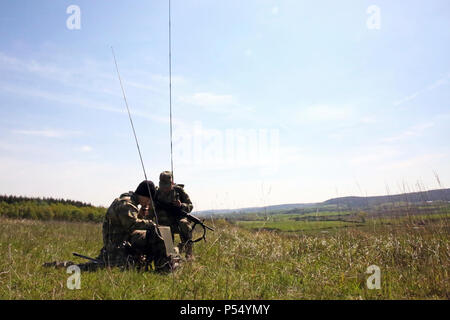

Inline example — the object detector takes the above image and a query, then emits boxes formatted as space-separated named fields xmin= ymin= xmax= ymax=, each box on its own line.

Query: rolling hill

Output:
xmin=195 ymin=188 xmax=450 ymax=215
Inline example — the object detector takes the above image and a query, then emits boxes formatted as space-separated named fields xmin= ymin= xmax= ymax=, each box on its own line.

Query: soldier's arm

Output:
xmin=117 ymin=202 xmax=156 ymax=231
xmin=178 ymin=188 xmax=193 ymax=213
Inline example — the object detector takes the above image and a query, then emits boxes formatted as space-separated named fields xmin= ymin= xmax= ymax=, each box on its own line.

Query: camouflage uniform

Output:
xmin=98 ymin=191 xmax=169 ymax=270
xmin=154 ymin=171 xmax=194 ymax=259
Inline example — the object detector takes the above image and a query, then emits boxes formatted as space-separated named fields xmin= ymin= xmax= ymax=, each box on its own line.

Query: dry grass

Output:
xmin=0 ymin=216 xmax=448 ymax=299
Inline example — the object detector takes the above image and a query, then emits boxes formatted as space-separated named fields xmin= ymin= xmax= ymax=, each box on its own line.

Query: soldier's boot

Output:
xmin=154 ymin=254 xmax=181 ymax=273
xmin=177 ymin=242 xmax=186 ymax=254
xmin=177 ymin=241 xmax=193 ymax=260
xmin=185 ymin=242 xmax=194 ymax=261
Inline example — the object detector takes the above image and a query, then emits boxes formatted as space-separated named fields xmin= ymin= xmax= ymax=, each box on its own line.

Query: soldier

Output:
xmin=154 ymin=171 xmax=195 ymax=260
xmin=44 ymin=180 xmax=180 ymax=272
xmin=98 ymin=180 xmax=178 ymax=272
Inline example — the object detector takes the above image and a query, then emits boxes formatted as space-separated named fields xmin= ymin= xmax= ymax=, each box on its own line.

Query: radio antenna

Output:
xmin=168 ymin=0 xmax=174 ymax=180
xmin=111 ymin=46 xmax=159 ymax=226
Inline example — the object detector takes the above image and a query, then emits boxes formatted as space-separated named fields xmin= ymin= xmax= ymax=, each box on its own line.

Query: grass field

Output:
xmin=0 ymin=212 xmax=448 ymax=300
xmin=236 ymin=212 xmax=450 ymax=233
xmin=237 ymin=219 xmax=363 ymax=232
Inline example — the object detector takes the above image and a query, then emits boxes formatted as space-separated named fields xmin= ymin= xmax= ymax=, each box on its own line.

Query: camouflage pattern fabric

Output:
xmin=102 ymin=192 xmax=156 ymax=249
xmin=100 ymin=191 xmax=176 ymax=269
xmin=43 ymin=191 xmax=182 ymax=272
xmin=154 ymin=184 xmax=194 ymax=258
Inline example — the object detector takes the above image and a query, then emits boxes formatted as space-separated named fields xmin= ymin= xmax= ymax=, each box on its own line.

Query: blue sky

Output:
xmin=0 ymin=0 xmax=449 ymax=210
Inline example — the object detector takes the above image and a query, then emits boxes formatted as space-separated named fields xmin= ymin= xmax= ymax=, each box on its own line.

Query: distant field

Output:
xmin=0 ymin=212 xmax=448 ymax=299
xmin=237 ymin=219 xmax=362 ymax=232
xmin=236 ymin=212 xmax=450 ymax=233
xmin=238 ymin=211 xmax=353 ymax=221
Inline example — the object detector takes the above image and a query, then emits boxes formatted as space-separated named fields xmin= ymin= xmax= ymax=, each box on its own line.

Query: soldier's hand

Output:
xmin=139 ymin=206 xmax=149 ymax=217
xmin=173 ymin=199 xmax=181 ymax=207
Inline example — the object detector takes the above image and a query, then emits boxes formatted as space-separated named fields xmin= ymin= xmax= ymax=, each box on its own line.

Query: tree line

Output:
xmin=0 ymin=195 xmax=106 ymax=222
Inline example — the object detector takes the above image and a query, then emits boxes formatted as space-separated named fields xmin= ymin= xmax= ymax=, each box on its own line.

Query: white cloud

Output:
xmin=297 ymin=104 xmax=353 ymax=123
xmin=349 ymin=146 xmax=401 ymax=165
xmin=359 ymin=116 xmax=377 ymax=124
xmin=0 ymin=51 xmax=192 ymax=127
xmin=0 ymin=83 xmax=180 ymax=126
xmin=178 ymin=92 xmax=254 ymax=117
xmin=381 ymin=122 xmax=435 ymax=143
xmin=0 ymin=51 xmax=114 ymax=94
xmin=393 ymin=73 xmax=450 ymax=106
xmin=378 ymin=153 xmax=446 ymax=171
xmin=0 ymin=51 xmax=185 ymax=100
xmin=80 ymin=145 xmax=93 ymax=152
xmin=0 ymin=156 xmax=141 ymax=207
xmin=180 ymin=92 xmax=234 ymax=107
xmin=1 ymin=82 xmax=122 ymax=112
xmin=12 ymin=129 xmax=82 ymax=138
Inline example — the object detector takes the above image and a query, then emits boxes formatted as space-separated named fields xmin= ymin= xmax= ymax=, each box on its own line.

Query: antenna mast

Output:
xmin=111 ymin=46 xmax=159 ymax=226
xmin=168 ymin=0 xmax=175 ymax=180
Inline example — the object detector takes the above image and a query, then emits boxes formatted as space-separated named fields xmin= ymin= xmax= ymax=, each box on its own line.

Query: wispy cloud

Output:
xmin=378 ymin=153 xmax=446 ymax=170
xmin=0 ymin=156 xmax=140 ymax=207
xmin=79 ymin=145 xmax=93 ymax=152
xmin=0 ymin=51 xmax=183 ymax=99
xmin=0 ymin=51 xmax=192 ymax=128
xmin=180 ymin=92 xmax=234 ymax=107
xmin=349 ymin=145 xmax=401 ymax=165
xmin=179 ymin=92 xmax=253 ymax=116
xmin=393 ymin=73 xmax=450 ymax=106
xmin=381 ymin=122 xmax=435 ymax=143
xmin=0 ymin=52 xmax=117 ymax=96
xmin=1 ymin=82 xmax=122 ymax=112
xmin=0 ymin=82 xmax=182 ymax=126
xmin=296 ymin=104 xmax=354 ymax=123
xmin=12 ymin=128 xmax=82 ymax=138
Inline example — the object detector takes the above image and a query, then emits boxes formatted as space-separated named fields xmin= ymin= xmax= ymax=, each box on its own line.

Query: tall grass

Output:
xmin=0 ymin=215 xmax=448 ymax=300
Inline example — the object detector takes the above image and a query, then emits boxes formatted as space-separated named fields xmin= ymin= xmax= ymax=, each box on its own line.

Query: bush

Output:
xmin=0 ymin=196 xmax=106 ymax=222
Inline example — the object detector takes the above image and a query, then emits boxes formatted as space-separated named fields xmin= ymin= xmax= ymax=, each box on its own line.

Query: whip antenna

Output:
xmin=111 ymin=46 xmax=159 ymax=226
xmin=168 ymin=0 xmax=174 ymax=180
